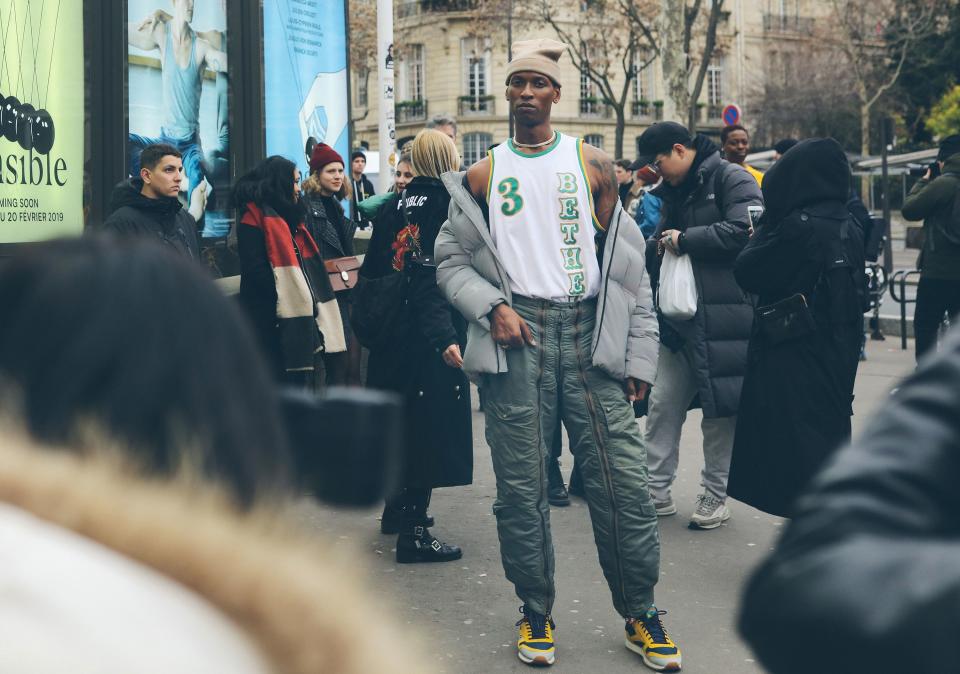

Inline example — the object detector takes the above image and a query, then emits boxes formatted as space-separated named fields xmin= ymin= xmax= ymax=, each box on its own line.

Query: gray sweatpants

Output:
xmin=482 ymin=296 xmax=661 ymax=619
xmin=644 ymin=344 xmax=736 ymax=502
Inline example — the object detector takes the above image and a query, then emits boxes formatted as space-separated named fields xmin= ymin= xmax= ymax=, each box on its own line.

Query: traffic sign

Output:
xmin=722 ymin=104 xmax=741 ymax=126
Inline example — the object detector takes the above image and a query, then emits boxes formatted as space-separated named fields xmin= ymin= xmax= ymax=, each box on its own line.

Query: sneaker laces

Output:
xmin=638 ymin=608 xmax=670 ymax=644
xmin=516 ymin=606 xmax=553 ymax=639
xmin=695 ymin=493 xmax=723 ymax=516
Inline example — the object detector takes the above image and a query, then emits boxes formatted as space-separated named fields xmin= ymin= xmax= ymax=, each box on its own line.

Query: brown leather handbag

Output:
xmin=324 ymin=256 xmax=362 ymax=292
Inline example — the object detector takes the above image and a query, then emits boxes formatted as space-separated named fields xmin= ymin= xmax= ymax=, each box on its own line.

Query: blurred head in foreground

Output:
xmin=0 ymin=236 xmax=290 ymax=507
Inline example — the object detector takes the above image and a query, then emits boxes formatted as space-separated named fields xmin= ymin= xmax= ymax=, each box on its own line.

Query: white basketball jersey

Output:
xmin=487 ymin=133 xmax=603 ymax=301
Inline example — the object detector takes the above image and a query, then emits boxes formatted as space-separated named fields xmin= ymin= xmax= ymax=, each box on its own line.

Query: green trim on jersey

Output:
xmin=507 ymin=132 xmax=563 ymax=159
xmin=576 ymin=137 xmax=605 ymax=232
xmin=486 ymin=149 xmax=496 ymax=204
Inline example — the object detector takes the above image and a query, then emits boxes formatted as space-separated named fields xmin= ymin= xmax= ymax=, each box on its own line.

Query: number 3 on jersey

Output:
xmin=498 ymin=177 xmax=524 ymax=216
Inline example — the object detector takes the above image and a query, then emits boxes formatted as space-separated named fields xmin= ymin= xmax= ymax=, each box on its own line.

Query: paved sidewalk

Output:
xmin=298 ymin=339 xmax=915 ymax=673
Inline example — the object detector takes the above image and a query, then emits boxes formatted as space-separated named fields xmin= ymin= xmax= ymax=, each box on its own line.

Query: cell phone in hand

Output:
xmin=928 ymin=161 xmax=941 ymax=179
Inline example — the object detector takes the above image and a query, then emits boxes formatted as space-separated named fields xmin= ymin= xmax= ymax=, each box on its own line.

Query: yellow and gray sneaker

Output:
xmin=516 ymin=605 xmax=556 ymax=666
xmin=625 ymin=608 xmax=682 ymax=671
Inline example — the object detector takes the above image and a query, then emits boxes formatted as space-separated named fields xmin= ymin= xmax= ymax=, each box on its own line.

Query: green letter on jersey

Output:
xmin=560 ymin=221 xmax=580 ymax=245
xmin=557 ymin=172 xmax=578 ymax=194
xmin=498 ymin=177 xmax=524 ymax=216
xmin=558 ymin=197 xmax=580 ymax=221
xmin=568 ymin=272 xmax=586 ymax=296
xmin=561 ymin=247 xmax=583 ymax=271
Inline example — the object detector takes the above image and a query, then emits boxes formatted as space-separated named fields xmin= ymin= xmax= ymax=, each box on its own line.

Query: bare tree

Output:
xmin=659 ymin=0 xmax=726 ymax=133
xmin=753 ymin=47 xmax=861 ymax=149
xmin=538 ymin=0 xmax=660 ymax=158
xmin=466 ymin=0 xmax=658 ymax=158
xmin=348 ymin=0 xmax=378 ymax=139
xmin=825 ymin=0 xmax=942 ymax=156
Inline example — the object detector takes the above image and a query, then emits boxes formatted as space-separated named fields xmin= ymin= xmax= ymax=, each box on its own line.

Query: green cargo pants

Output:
xmin=482 ymin=295 xmax=660 ymax=619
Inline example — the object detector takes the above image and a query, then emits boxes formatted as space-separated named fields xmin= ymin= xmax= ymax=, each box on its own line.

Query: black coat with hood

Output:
xmin=727 ymin=138 xmax=865 ymax=518
xmin=365 ymin=176 xmax=473 ymax=490
xmin=103 ymin=179 xmax=199 ymax=259
xmin=739 ymin=324 xmax=960 ymax=674
xmin=648 ymin=135 xmax=763 ymax=418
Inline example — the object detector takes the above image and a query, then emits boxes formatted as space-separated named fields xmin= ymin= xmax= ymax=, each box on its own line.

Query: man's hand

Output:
xmin=624 ymin=378 xmax=651 ymax=402
xmin=138 ymin=9 xmax=171 ymax=32
xmin=442 ymin=343 xmax=464 ymax=369
xmin=658 ymin=229 xmax=682 ymax=255
xmin=490 ymin=303 xmax=536 ymax=349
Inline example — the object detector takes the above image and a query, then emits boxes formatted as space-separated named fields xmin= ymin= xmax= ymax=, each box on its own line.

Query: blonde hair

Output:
xmin=302 ymin=171 xmax=351 ymax=201
xmin=411 ymin=129 xmax=461 ymax=179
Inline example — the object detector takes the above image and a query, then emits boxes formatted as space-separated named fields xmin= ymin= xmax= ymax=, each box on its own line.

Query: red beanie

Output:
xmin=309 ymin=143 xmax=344 ymax=173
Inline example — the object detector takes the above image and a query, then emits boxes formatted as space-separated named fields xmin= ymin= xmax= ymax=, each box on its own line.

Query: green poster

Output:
xmin=0 ymin=0 xmax=84 ymax=243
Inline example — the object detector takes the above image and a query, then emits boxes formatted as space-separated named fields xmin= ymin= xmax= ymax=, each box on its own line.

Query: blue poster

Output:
xmin=263 ymin=0 xmax=349 ymax=179
xmin=127 ymin=0 xmax=231 ymax=238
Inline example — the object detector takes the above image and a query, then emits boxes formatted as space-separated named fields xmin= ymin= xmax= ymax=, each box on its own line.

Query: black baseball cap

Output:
xmin=937 ymin=134 xmax=960 ymax=162
xmin=631 ymin=122 xmax=693 ymax=169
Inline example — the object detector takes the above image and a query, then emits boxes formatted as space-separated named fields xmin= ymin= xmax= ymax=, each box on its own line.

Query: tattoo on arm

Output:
xmin=588 ymin=154 xmax=618 ymax=227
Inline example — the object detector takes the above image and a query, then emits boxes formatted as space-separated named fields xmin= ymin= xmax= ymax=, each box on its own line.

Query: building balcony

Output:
xmin=579 ymin=99 xmax=612 ymax=118
xmin=458 ymin=95 xmax=495 ymax=117
xmin=396 ymin=99 xmax=428 ymax=124
xmin=762 ymin=13 xmax=815 ymax=34
xmin=398 ymin=0 xmax=477 ymax=19
xmin=631 ymin=100 xmax=652 ymax=118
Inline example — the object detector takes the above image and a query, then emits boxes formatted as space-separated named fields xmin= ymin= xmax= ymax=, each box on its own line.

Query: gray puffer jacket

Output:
xmin=435 ymin=171 xmax=659 ymax=384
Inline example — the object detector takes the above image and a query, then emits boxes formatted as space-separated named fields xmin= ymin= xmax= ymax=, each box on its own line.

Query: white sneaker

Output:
xmin=688 ymin=493 xmax=730 ymax=530
xmin=653 ymin=496 xmax=677 ymax=517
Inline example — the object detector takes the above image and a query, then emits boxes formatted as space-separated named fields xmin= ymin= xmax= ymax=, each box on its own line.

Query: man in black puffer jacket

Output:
xmin=103 ymin=143 xmax=199 ymax=259
xmin=638 ymin=122 xmax=763 ymax=530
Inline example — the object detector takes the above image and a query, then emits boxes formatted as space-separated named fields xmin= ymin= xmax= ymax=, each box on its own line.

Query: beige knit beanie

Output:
xmin=504 ymin=39 xmax=567 ymax=87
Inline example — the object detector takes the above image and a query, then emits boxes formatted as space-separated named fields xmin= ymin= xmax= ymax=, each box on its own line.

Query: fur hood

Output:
xmin=0 ymin=428 xmax=429 ymax=674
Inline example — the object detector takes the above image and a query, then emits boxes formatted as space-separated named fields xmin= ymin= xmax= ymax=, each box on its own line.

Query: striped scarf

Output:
xmin=241 ymin=203 xmax=346 ymax=372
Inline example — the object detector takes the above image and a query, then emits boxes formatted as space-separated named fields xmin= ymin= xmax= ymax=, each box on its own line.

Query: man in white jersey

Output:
xmin=435 ymin=39 xmax=681 ymax=671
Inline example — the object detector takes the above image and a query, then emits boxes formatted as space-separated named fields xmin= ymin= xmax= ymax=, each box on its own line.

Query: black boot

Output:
xmin=547 ymin=458 xmax=570 ymax=507
xmin=396 ymin=525 xmax=462 ymax=563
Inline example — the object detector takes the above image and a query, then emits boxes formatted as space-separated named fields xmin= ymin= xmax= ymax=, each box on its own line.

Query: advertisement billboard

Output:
xmin=127 ymin=0 xmax=230 ymax=237
xmin=0 ymin=0 xmax=85 ymax=243
xmin=263 ymin=0 xmax=349 ymax=180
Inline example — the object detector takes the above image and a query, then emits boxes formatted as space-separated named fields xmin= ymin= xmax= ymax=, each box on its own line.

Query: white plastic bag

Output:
xmin=658 ymin=249 xmax=698 ymax=320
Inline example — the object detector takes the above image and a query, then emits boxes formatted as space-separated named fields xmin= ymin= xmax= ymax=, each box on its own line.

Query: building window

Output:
xmin=584 ymin=133 xmax=604 ymax=149
xmin=707 ymin=58 xmax=723 ymax=108
xmin=461 ymin=38 xmax=491 ymax=113
xmin=632 ymin=52 xmax=655 ymax=117
xmin=401 ymin=44 xmax=425 ymax=102
xmin=463 ymin=132 xmax=493 ymax=167
xmin=356 ymin=67 xmax=369 ymax=108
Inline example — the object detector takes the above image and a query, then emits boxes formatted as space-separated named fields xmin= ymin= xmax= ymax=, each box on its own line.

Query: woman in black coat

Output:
xmin=365 ymin=129 xmax=473 ymax=563
xmin=727 ymin=138 xmax=865 ymax=518
xmin=301 ymin=143 xmax=362 ymax=387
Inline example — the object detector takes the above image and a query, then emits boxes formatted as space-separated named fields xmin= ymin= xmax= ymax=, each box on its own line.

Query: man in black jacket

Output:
xmin=103 ymin=143 xmax=199 ymax=259
xmin=349 ymin=150 xmax=376 ymax=230
xmin=638 ymin=122 xmax=763 ymax=530
xmin=901 ymin=134 xmax=960 ymax=361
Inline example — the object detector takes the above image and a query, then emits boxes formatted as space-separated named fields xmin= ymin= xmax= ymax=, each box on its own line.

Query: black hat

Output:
xmin=631 ymin=122 xmax=693 ymax=169
xmin=773 ymin=138 xmax=799 ymax=156
xmin=937 ymin=134 xmax=960 ymax=162
xmin=350 ymin=149 xmax=367 ymax=162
